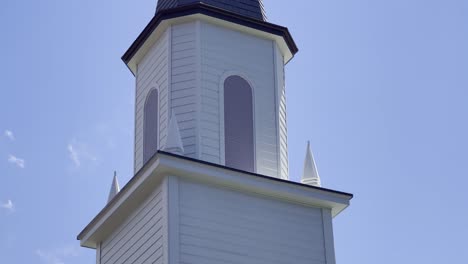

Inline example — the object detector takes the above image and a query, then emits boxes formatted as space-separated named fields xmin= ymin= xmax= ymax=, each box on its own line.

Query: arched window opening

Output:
xmin=224 ymin=75 xmax=255 ymax=172
xmin=143 ymin=89 xmax=159 ymax=164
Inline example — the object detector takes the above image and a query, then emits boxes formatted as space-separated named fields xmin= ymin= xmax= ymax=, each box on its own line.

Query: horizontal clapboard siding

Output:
xmin=135 ymin=30 xmax=170 ymax=173
xmin=100 ymin=183 xmax=165 ymax=264
xmin=200 ymin=21 xmax=279 ymax=177
xmin=171 ymin=22 xmax=198 ymax=158
xmin=178 ymin=179 xmax=327 ymax=264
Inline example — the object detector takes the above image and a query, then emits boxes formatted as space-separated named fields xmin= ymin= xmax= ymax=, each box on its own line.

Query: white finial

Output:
xmin=164 ymin=112 xmax=184 ymax=155
xmin=108 ymin=171 xmax=121 ymax=203
xmin=301 ymin=141 xmax=322 ymax=187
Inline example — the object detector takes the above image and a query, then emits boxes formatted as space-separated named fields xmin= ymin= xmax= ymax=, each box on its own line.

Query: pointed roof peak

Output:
xmin=156 ymin=0 xmax=266 ymax=21
xmin=164 ymin=112 xmax=185 ymax=155
xmin=108 ymin=172 xmax=121 ymax=203
xmin=301 ymin=141 xmax=322 ymax=187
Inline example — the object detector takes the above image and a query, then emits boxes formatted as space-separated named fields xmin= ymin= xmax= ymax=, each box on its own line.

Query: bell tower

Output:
xmin=127 ymin=0 xmax=296 ymax=180
xmin=78 ymin=2 xmax=352 ymax=264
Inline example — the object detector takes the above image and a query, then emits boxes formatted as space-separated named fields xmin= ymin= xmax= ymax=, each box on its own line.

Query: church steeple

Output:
xmin=122 ymin=0 xmax=298 ymax=179
xmin=156 ymin=0 xmax=266 ymax=21
xmin=78 ymin=2 xmax=353 ymax=262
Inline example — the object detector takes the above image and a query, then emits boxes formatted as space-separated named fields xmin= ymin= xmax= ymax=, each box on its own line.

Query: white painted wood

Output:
xmin=135 ymin=29 xmax=170 ymax=173
xmin=195 ymin=21 xmax=202 ymax=160
xmin=161 ymin=177 xmax=170 ymax=264
xmin=81 ymin=9 xmax=352 ymax=263
xmin=322 ymin=208 xmax=337 ymax=264
xmin=100 ymin=181 xmax=166 ymax=264
xmin=96 ymin=243 xmax=101 ymax=264
xmin=170 ymin=22 xmax=198 ymax=159
xmin=132 ymin=18 xmax=291 ymax=178
xmin=125 ymin=14 xmax=294 ymax=75
xmin=133 ymin=22 xmax=201 ymax=170
xmin=199 ymin=21 xmax=280 ymax=177
xmin=83 ymin=161 xmax=344 ymax=264
xmin=178 ymin=178 xmax=327 ymax=264
xmin=303 ymin=142 xmax=322 ymax=187
xmin=166 ymin=176 xmax=180 ymax=264
xmin=133 ymin=68 xmax=139 ymax=173
xmin=78 ymin=152 xmax=352 ymax=248
xmin=166 ymin=25 xmax=173 ymax=129
xmin=275 ymin=44 xmax=289 ymax=180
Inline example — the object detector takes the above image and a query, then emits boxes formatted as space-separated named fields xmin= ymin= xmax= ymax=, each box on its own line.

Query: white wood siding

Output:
xmin=171 ymin=22 xmax=198 ymax=158
xmin=199 ymin=22 xmax=279 ymax=177
xmin=135 ymin=30 xmax=170 ymax=173
xmin=100 ymin=182 xmax=165 ymax=264
xmin=133 ymin=20 xmax=289 ymax=178
xmin=177 ymin=179 xmax=327 ymax=264
xmin=275 ymin=45 xmax=289 ymax=180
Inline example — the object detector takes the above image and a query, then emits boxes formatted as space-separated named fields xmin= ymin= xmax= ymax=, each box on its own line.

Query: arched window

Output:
xmin=143 ymin=89 xmax=159 ymax=164
xmin=224 ymin=75 xmax=255 ymax=172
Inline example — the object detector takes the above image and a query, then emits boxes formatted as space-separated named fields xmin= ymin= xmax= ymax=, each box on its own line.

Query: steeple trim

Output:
xmin=301 ymin=141 xmax=322 ymax=187
xmin=108 ymin=172 xmax=121 ymax=203
xmin=164 ymin=112 xmax=185 ymax=155
xmin=122 ymin=3 xmax=298 ymax=69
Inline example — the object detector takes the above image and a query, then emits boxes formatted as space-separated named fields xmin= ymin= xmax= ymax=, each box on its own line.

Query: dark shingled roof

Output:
xmin=156 ymin=0 xmax=266 ymax=21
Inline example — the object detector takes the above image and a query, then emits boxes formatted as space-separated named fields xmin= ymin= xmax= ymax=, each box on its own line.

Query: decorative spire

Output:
xmin=108 ymin=171 xmax=120 ymax=203
xmin=301 ymin=141 xmax=322 ymax=187
xmin=164 ymin=112 xmax=184 ymax=155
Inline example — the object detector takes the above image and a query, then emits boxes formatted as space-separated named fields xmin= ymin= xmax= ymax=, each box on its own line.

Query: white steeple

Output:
xmin=129 ymin=0 xmax=296 ymax=179
xmin=301 ymin=141 xmax=322 ymax=187
xmin=164 ymin=112 xmax=184 ymax=155
xmin=108 ymin=172 xmax=120 ymax=203
xmin=78 ymin=2 xmax=354 ymax=262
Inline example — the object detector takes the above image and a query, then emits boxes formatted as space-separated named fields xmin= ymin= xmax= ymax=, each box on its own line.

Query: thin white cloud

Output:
xmin=1 ymin=200 xmax=14 ymax=212
xmin=36 ymin=246 xmax=79 ymax=264
xmin=8 ymin=155 xmax=25 ymax=168
xmin=4 ymin=130 xmax=15 ymax=141
xmin=67 ymin=144 xmax=80 ymax=167
xmin=67 ymin=139 xmax=97 ymax=168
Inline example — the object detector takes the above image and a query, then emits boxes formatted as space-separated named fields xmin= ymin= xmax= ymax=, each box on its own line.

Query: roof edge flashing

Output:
xmin=122 ymin=3 xmax=298 ymax=74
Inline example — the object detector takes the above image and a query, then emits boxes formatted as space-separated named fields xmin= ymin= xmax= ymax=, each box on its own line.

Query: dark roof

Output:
xmin=122 ymin=3 xmax=298 ymax=66
xmin=158 ymin=151 xmax=354 ymax=198
xmin=157 ymin=0 xmax=266 ymax=21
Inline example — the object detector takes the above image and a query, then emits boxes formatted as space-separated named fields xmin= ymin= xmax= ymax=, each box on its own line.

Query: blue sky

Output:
xmin=0 ymin=0 xmax=467 ymax=263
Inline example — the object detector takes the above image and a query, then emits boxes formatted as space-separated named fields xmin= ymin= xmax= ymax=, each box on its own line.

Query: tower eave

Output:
xmin=77 ymin=151 xmax=352 ymax=249
xmin=122 ymin=3 xmax=298 ymax=75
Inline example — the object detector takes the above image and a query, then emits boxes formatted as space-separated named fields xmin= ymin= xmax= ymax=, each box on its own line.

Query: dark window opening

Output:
xmin=143 ymin=89 xmax=159 ymax=164
xmin=224 ymin=76 xmax=255 ymax=172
